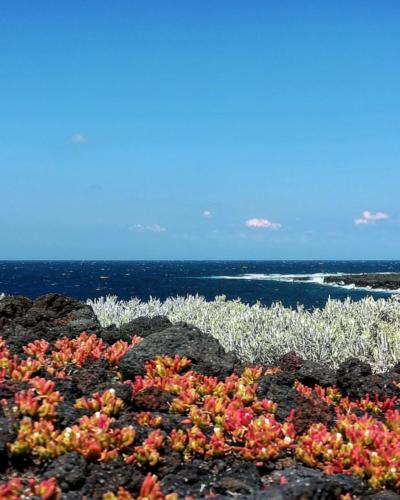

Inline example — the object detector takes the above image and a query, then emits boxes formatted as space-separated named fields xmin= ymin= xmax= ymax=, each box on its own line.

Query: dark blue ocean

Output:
xmin=1 ymin=261 xmax=400 ymax=309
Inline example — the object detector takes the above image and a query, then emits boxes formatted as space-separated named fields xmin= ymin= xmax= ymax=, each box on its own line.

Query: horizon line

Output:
xmin=1 ymin=259 xmax=400 ymax=263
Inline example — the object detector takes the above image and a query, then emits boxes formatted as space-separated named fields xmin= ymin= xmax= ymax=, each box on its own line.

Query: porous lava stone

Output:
xmin=337 ymin=357 xmax=400 ymax=399
xmin=119 ymin=324 xmax=239 ymax=380
xmin=99 ymin=316 xmax=173 ymax=344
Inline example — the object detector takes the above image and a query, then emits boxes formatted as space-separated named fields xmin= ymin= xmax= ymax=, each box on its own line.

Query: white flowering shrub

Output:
xmin=0 ymin=293 xmax=5 ymax=300
xmin=89 ymin=294 xmax=400 ymax=372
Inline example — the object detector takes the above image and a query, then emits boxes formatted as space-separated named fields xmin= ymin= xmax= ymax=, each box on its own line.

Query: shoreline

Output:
xmin=321 ymin=272 xmax=400 ymax=290
xmin=212 ymin=271 xmax=400 ymax=294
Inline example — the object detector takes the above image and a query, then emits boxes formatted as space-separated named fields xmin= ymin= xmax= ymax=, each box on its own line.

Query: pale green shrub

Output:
xmin=88 ymin=295 xmax=400 ymax=372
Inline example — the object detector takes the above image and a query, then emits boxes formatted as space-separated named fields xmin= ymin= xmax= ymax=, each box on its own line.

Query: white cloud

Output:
xmin=131 ymin=223 xmax=167 ymax=233
xmin=354 ymin=211 xmax=389 ymax=225
xmin=245 ymin=218 xmax=282 ymax=230
xmin=354 ymin=218 xmax=369 ymax=225
xmin=203 ymin=210 xmax=212 ymax=218
xmin=71 ymin=133 xmax=88 ymax=144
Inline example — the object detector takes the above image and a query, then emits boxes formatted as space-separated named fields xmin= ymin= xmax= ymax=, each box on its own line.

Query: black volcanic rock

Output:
xmin=120 ymin=315 xmax=173 ymax=338
xmin=43 ymin=452 xmax=88 ymax=492
xmin=278 ymin=352 xmax=304 ymax=371
xmin=119 ymin=324 xmax=238 ymax=380
xmin=252 ymin=465 xmax=369 ymax=499
xmin=336 ymin=357 xmax=372 ymax=399
xmin=0 ymin=294 xmax=100 ymax=354
xmin=99 ymin=315 xmax=172 ymax=344
xmin=82 ymin=458 xmax=143 ymax=499
xmin=24 ymin=293 xmax=97 ymax=328
xmin=0 ymin=417 xmax=15 ymax=470
xmin=256 ymin=371 xmax=298 ymax=421
xmin=324 ymin=273 xmax=400 ymax=290
xmin=0 ymin=295 xmax=33 ymax=329
xmin=296 ymin=360 xmax=336 ymax=388
xmin=0 ymin=293 xmax=99 ymax=333
xmin=337 ymin=357 xmax=400 ymax=399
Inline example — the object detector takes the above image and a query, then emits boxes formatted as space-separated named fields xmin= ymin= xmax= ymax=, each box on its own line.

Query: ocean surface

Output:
xmin=1 ymin=261 xmax=400 ymax=309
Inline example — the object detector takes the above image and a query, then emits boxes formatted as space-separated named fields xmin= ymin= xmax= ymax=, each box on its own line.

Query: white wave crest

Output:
xmin=207 ymin=273 xmax=400 ymax=294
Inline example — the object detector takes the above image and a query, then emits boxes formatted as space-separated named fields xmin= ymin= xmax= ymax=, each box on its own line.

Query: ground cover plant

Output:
xmin=0 ymin=293 xmax=400 ymax=499
xmin=88 ymin=294 xmax=400 ymax=372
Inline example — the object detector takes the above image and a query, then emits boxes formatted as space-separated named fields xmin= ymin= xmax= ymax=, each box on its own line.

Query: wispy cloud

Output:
xmin=354 ymin=211 xmax=389 ymax=225
xmin=71 ymin=133 xmax=88 ymax=144
xmin=131 ymin=223 xmax=167 ymax=233
xmin=245 ymin=218 xmax=282 ymax=230
xmin=203 ymin=210 xmax=212 ymax=218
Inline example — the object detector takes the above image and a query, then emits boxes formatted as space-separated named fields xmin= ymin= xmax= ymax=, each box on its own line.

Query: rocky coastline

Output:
xmin=289 ymin=272 xmax=400 ymax=291
xmin=323 ymin=273 xmax=400 ymax=290
xmin=1 ymin=293 xmax=400 ymax=499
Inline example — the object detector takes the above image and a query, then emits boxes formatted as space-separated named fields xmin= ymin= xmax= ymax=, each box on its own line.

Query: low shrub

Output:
xmin=88 ymin=295 xmax=400 ymax=372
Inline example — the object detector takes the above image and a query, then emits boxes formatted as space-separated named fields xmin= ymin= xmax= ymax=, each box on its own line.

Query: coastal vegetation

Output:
xmin=1 ymin=293 xmax=400 ymax=498
xmin=89 ymin=295 xmax=400 ymax=373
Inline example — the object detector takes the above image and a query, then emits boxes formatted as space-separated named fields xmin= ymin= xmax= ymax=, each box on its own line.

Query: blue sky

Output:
xmin=1 ymin=0 xmax=400 ymax=259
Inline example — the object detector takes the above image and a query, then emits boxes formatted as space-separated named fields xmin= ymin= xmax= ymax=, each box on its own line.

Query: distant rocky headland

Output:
xmin=323 ymin=273 xmax=400 ymax=290
xmin=289 ymin=272 xmax=400 ymax=290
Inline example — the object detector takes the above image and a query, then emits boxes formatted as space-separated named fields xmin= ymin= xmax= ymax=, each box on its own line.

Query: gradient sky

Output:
xmin=1 ymin=1 xmax=400 ymax=259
